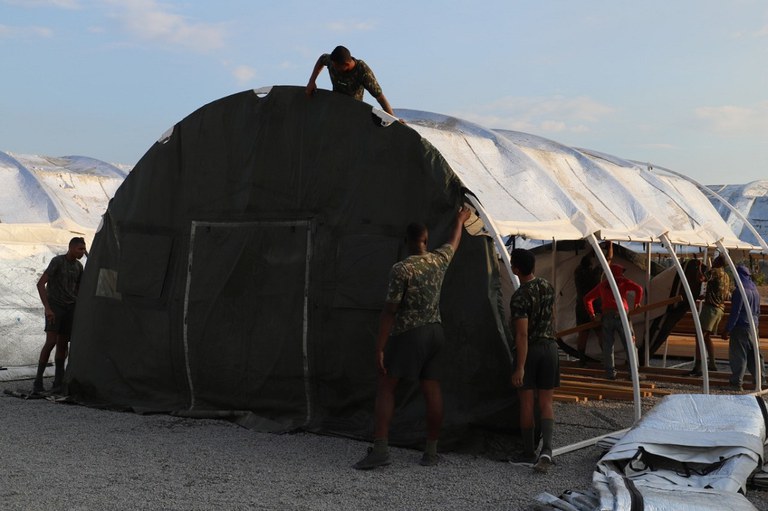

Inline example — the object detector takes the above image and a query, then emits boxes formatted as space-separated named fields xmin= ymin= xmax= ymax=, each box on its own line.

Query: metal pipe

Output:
xmin=660 ymin=233 xmax=710 ymax=393
xmin=716 ymin=241 xmax=762 ymax=392
xmin=587 ymin=233 xmax=642 ymax=422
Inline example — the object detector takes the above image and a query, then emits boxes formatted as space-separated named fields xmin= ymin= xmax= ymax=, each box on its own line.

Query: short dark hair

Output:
xmin=510 ymin=248 xmax=535 ymax=276
xmin=330 ymin=45 xmax=352 ymax=63
xmin=69 ymin=236 xmax=86 ymax=247
xmin=406 ymin=223 xmax=428 ymax=242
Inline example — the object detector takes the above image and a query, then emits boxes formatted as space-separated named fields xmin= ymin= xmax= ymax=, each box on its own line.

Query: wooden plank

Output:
xmin=555 ymin=295 xmax=683 ymax=338
xmin=561 ymin=374 xmax=656 ymax=389
xmin=553 ymin=394 xmax=583 ymax=403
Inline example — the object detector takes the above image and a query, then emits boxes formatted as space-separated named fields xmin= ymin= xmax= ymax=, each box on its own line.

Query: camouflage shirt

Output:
xmin=704 ymin=267 xmax=731 ymax=310
xmin=385 ymin=244 xmax=455 ymax=335
xmin=509 ymin=277 xmax=556 ymax=345
xmin=320 ymin=54 xmax=383 ymax=101
xmin=45 ymin=254 xmax=83 ymax=306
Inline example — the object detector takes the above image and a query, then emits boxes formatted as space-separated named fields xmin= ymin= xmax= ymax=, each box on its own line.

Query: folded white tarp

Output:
xmin=708 ymin=180 xmax=768 ymax=248
xmin=594 ymin=394 xmax=767 ymax=510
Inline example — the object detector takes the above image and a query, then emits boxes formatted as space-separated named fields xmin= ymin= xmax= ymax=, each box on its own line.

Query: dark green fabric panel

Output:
xmin=67 ymin=86 xmax=515 ymax=446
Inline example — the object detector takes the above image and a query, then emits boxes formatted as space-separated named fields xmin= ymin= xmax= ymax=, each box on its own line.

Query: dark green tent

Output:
xmin=67 ymin=86 xmax=513 ymax=447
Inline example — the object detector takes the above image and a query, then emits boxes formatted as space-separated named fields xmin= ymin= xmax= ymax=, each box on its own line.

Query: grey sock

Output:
xmin=425 ymin=439 xmax=438 ymax=456
xmin=541 ymin=418 xmax=555 ymax=454
xmin=34 ymin=361 xmax=47 ymax=383
xmin=372 ymin=438 xmax=388 ymax=454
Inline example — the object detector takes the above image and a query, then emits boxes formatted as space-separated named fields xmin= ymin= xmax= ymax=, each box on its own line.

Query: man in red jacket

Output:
xmin=584 ymin=263 xmax=643 ymax=380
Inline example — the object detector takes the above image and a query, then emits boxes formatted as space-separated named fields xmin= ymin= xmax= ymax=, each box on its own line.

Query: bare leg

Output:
xmin=373 ymin=374 xmax=399 ymax=439
xmin=419 ymin=379 xmax=443 ymax=441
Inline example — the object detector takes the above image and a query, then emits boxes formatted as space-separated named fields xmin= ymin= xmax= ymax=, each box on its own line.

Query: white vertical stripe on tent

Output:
xmin=182 ymin=222 xmax=198 ymax=410
xmin=301 ymin=223 xmax=313 ymax=426
xmin=587 ymin=233 xmax=643 ymax=422
xmin=717 ymin=240 xmax=762 ymax=392
xmin=660 ymin=233 xmax=710 ymax=394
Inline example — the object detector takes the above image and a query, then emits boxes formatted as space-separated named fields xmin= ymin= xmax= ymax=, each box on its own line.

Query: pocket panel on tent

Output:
xmin=184 ymin=220 xmax=312 ymax=428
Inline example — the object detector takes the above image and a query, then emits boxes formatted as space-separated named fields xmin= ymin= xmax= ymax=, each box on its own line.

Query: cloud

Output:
xmin=455 ymin=95 xmax=615 ymax=135
xmin=0 ymin=24 xmax=53 ymax=38
xmin=694 ymin=102 xmax=768 ymax=134
xmin=104 ymin=0 xmax=226 ymax=53
xmin=1 ymin=0 xmax=80 ymax=7
xmin=325 ymin=20 xmax=376 ymax=32
xmin=232 ymin=65 xmax=256 ymax=85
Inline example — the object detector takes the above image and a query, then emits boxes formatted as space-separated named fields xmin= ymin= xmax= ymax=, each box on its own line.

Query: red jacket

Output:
xmin=584 ymin=271 xmax=643 ymax=316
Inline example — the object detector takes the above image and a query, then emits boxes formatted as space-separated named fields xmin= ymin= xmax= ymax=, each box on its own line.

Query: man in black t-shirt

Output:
xmin=33 ymin=237 xmax=87 ymax=394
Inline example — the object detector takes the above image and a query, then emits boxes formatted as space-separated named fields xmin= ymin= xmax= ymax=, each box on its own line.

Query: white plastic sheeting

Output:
xmin=399 ymin=110 xmax=757 ymax=250
xmin=0 ymin=151 xmax=128 ymax=366
xmin=594 ymin=394 xmax=767 ymax=510
xmin=709 ymin=180 xmax=768 ymax=248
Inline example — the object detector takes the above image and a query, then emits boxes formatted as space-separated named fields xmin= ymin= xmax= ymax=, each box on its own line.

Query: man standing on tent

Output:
xmin=353 ymin=206 xmax=471 ymax=470
xmin=689 ymin=255 xmax=730 ymax=376
xmin=306 ymin=45 xmax=396 ymax=117
xmin=33 ymin=237 xmax=87 ymax=394
xmin=584 ymin=264 xmax=643 ymax=380
xmin=722 ymin=265 xmax=762 ymax=392
xmin=509 ymin=248 xmax=559 ymax=473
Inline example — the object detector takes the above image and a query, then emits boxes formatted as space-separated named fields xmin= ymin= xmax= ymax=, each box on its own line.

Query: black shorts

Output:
xmin=384 ymin=323 xmax=444 ymax=380
xmin=518 ymin=340 xmax=560 ymax=390
xmin=44 ymin=302 xmax=76 ymax=337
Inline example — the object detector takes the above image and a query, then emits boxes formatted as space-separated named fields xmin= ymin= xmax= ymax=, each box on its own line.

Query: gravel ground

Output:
xmin=1 ymin=375 xmax=767 ymax=511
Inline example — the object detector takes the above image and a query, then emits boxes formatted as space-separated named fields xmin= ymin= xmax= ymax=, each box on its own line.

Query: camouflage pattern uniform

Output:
xmin=385 ymin=244 xmax=454 ymax=335
xmin=319 ymin=54 xmax=383 ymax=101
xmin=509 ymin=277 xmax=559 ymax=389
xmin=699 ymin=266 xmax=731 ymax=333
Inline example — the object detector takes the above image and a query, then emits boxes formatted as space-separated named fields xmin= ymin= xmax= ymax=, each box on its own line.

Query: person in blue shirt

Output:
xmin=722 ymin=265 xmax=762 ymax=391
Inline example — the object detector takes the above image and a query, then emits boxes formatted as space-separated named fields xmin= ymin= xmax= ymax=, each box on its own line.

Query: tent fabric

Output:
xmin=66 ymin=86 xmax=514 ymax=445
xmin=399 ymin=110 xmax=755 ymax=249
xmin=0 ymin=151 xmax=127 ymax=365
xmin=708 ymin=180 xmax=768 ymax=248
xmin=594 ymin=394 xmax=767 ymax=509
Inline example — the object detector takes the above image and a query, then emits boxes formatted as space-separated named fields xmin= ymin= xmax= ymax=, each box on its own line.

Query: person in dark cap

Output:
xmin=306 ymin=45 xmax=396 ymax=117
xmin=584 ymin=263 xmax=643 ymax=380
xmin=722 ymin=265 xmax=762 ymax=392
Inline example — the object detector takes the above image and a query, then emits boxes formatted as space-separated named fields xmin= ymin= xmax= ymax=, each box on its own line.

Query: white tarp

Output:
xmin=400 ymin=110 xmax=756 ymax=249
xmin=708 ymin=180 xmax=768 ymax=248
xmin=0 ymin=151 xmax=128 ymax=366
xmin=594 ymin=394 xmax=766 ymax=510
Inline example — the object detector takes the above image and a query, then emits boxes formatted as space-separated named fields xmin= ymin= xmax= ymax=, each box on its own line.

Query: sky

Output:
xmin=1 ymin=0 xmax=766 ymax=185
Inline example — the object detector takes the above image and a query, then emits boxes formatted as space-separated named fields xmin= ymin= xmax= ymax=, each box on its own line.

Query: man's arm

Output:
xmin=722 ymin=291 xmax=742 ymax=339
xmin=511 ymin=317 xmax=528 ymax=387
xmin=36 ymin=272 xmax=54 ymax=322
xmin=375 ymin=302 xmax=399 ymax=375
xmin=446 ymin=206 xmax=471 ymax=252
xmin=628 ymin=279 xmax=644 ymax=308
xmin=305 ymin=55 xmax=326 ymax=97
xmin=373 ymin=93 xmax=395 ymax=117
xmin=583 ymin=284 xmax=600 ymax=318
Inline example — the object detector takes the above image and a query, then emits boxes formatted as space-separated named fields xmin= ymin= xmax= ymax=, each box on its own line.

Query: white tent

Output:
xmin=0 ymin=151 xmax=128 ymax=366
xmin=708 ymin=180 xmax=768 ymax=250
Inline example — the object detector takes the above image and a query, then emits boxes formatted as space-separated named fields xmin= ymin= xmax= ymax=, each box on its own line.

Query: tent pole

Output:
xmin=660 ymin=233 xmax=710 ymax=394
xmin=643 ymin=163 xmax=768 ymax=253
xmin=553 ymin=427 xmax=631 ymax=457
xmin=644 ymin=242 xmax=651 ymax=367
xmin=587 ymin=233 xmax=642 ymax=422
xmin=716 ymin=240 xmax=762 ymax=392
xmin=465 ymin=195 xmax=517 ymax=290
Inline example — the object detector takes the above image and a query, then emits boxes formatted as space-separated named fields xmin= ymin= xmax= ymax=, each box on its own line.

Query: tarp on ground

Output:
xmin=0 ymin=151 xmax=127 ymax=365
xmin=594 ymin=394 xmax=768 ymax=510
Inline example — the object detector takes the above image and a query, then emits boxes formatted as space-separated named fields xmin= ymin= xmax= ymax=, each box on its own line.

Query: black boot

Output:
xmin=32 ymin=361 xmax=47 ymax=394
xmin=51 ymin=358 xmax=65 ymax=394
